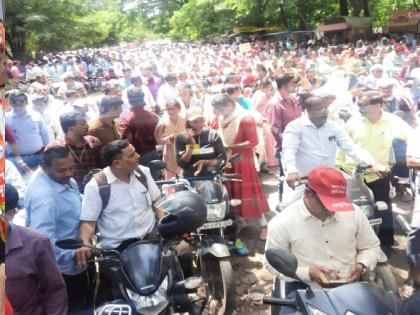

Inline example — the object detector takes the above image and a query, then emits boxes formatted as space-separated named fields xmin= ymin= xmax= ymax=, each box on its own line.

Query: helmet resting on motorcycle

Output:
xmin=156 ymin=191 xmax=207 ymax=239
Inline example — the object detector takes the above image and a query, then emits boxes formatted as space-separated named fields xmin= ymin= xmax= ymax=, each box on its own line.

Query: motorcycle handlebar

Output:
xmin=262 ymin=297 xmax=297 ymax=307
xmin=155 ymin=174 xmax=242 ymax=186
xmin=223 ymin=173 xmax=241 ymax=179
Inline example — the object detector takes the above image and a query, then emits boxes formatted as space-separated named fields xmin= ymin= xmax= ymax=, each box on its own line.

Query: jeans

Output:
xmin=402 ymin=291 xmax=420 ymax=315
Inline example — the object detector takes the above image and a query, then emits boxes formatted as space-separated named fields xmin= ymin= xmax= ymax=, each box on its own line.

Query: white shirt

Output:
xmin=157 ymin=83 xmax=179 ymax=109
xmin=265 ymin=199 xmax=380 ymax=284
xmin=81 ymin=165 xmax=161 ymax=249
xmin=281 ymin=113 xmax=374 ymax=177
xmin=5 ymin=160 xmax=27 ymax=199
xmin=407 ymin=126 xmax=420 ymax=227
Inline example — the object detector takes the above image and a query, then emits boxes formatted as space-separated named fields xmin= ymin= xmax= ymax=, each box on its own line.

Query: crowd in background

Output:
xmin=2 ymin=36 xmax=420 ymax=314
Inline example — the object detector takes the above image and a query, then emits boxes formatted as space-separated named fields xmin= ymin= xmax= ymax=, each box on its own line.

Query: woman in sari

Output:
xmin=212 ymin=94 xmax=270 ymax=254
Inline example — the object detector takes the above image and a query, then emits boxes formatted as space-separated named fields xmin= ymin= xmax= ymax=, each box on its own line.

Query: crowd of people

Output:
xmin=1 ymin=36 xmax=420 ymax=314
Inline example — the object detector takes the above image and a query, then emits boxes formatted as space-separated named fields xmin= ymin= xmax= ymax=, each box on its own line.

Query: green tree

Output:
xmin=169 ymin=0 xmax=235 ymax=40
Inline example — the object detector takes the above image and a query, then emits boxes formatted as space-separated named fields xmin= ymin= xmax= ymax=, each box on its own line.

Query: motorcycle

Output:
xmin=56 ymin=237 xmax=205 ymax=315
xmin=251 ymin=247 xmax=403 ymax=315
xmin=343 ymin=164 xmax=398 ymax=293
xmin=150 ymin=154 xmax=242 ymax=315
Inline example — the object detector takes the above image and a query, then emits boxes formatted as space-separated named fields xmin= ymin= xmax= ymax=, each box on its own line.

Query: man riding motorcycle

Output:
xmin=265 ymin=166 xmax=380 ymax=311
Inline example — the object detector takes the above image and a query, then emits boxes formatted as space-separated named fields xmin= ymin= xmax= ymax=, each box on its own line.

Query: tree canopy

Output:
xmin=5 ymin=0 xmax=419 ymax=56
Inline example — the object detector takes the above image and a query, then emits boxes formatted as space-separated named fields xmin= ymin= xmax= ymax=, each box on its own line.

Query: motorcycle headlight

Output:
xmin=345 ymin=311 xmax=357 ymax=315
xmin=126 ymin=276 xmax=169 ymax=314
xmin=207 ymin=202 xmax=227 ymax=221
xmin=308 ymin=304 xmax=328 ymax=315
xmin=359 ymin=205 xmax=373 ymax=218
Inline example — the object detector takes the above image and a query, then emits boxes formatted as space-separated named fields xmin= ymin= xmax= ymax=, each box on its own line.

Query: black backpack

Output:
xmin=81 ymin=167 xmax=149 ymax=210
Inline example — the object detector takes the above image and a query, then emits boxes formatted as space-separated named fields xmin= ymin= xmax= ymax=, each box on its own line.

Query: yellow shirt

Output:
xmin=337 ymin=111 xmax=412 ymax=182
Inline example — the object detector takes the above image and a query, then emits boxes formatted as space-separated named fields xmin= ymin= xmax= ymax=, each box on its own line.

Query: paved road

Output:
xmin=232 ymin=169 xmax=413 ymax=315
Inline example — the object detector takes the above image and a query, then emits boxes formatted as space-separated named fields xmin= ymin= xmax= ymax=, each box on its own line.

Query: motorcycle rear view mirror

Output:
xmin=55 ymin=238 xmax=84 ymax=250
xmin=265 ymin=248 xmax=298 ymax=279
xmin=149 ymin=160 xmax=167 ymax=170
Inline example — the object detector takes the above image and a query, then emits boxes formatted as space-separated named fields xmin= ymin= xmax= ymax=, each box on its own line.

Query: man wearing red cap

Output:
xmin=266 ymin=167 xmax=380 ymax=291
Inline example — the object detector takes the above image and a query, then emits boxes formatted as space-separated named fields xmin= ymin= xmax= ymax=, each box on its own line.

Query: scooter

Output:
xmin=150 ymin=154 xmax=242 ymax=315
xmin=56 ymin=238 xmax=205 ymax=315
xmin=251 ymin=247 xmax=403 ymax=315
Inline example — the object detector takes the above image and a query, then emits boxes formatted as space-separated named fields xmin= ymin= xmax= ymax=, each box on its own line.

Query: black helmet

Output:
xmin=156 ymin=191 xmax=207 ymax=239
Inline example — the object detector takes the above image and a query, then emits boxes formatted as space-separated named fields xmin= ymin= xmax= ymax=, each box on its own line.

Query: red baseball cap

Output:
xmin=307 ymin=167 xmax=353 ymax=212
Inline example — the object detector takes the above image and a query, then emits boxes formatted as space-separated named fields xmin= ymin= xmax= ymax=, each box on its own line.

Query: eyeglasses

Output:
xmin=357 ymin=103 xmax=373 ymax=110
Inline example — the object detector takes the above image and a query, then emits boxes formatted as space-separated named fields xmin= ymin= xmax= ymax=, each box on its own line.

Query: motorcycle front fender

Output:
xmin=201 ymin=243 xmax=230 ymax=258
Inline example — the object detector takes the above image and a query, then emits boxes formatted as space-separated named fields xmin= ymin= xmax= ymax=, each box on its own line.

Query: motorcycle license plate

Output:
xmin=369 ymin=218 xmax=382 ymax=226
xmin=198 ymin=219 xmax=233 ymax=231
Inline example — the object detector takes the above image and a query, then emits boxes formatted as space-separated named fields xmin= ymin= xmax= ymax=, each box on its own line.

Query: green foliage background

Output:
xmin=5 ymin=0 xmax=418 ymax=56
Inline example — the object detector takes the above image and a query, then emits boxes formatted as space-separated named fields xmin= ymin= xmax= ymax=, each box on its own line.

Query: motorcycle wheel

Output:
xmin=201 ymin=255 xmax=235 ymax=315
xmin=374 ymin=263 xmax=398 ymax=293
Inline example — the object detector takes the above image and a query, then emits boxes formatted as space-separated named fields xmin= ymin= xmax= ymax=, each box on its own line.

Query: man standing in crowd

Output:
xmin=281 ymin=96 xmax=384 ymax=207
xmin=56 ymin=111 xmax=103 ymax=188
xmin=266 ymin=74 xmax=302 ymax=201
xmin=339 ymin=91 xmax=413 ymax=248
xmin=5 ymin=184 xmax=68 ymax=315
xmin=119 ymin=87 xmax=160 ymax=179
xmin=88 ymin=96 xmax=123 ymax=146
xmin=141 ymin=64 xmax=162 ymax=102
xmin=6 ymin=91 xmax=51 ymax=172
xmin=121 ymin=75 xmax=155 ymax=116
xmin=25 ymin=145 xmax=94 ymax=313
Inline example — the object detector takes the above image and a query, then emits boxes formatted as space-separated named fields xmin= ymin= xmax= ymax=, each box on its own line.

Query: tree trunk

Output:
xmin=339 ymin=0 xmax=349 ymax=16
xmin=296 ymin=0 xmax=309 ymax=30
xmin=363 ymin=0 xmax=369 ymax=17
xmin=279 ymin=3 xmax=288 ymax=28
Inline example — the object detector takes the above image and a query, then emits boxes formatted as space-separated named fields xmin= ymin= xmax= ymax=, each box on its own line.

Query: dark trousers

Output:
xmin=402 ymin=291 xmax=420 ymax=315
xmin=62 ymin=265 xmax=95 ymax=314
xmin=366 ymin=176 xmax=395 ymax=246
xmin=276 ymin=151 xmax=284 ymax=202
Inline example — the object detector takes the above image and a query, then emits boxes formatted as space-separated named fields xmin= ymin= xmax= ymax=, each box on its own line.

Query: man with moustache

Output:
xmin=281 ymin=96 xmax=385 ymax=207
xmin=25 ymin=145 xmax=94 ymax=313
xmin=338 ymin=91 xmax=413 ymax=248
